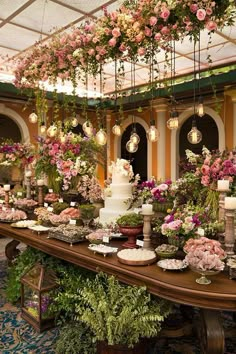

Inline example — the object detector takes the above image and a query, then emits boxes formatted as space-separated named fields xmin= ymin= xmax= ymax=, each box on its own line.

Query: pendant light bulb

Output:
xmin=29 ymin=111 xmax=38 ymax=124
xmin=126 ymin=139 xmax=138 ymax=153
xmin=71 ymin=115 xmax=79 ymax=127
xmin=47 ymin=123 xmax=58 ymax=138
xmin=82 ymin=120 xmax=94 ymax=137
xmin=187 ymin=121 xmax=202 ymax=144
xmin=95 ymin=128 xmax=107 ymax=145
xmin=59 ymin=131 xmax=66 ymax=143
xmin=167 ymin=111 xmax=179 ymax=130
xmin=197 ymin=97 xmax=204 ymax=117
xmin=130 ymin=132 xmax=140 ymax=144
xmin=147 ymin=118 xmax=159 ymax=142
xmin=112 ymin=121 xmax=122 ymax=136
xmin=40 ymin=122 xmax=46 ymax=134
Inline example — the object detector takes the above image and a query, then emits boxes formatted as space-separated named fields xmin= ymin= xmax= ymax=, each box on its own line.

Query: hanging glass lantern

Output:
xmin=40 ymin=122 xmax=46 ymax=134
xmin=59 ymin=131 xmax=66 ymax=143
xmin=96 ymin=128 xmax=107 ymax=145
xmin=21 ymin=263 xmax=58 ymax=332
xmin=71 ymin=115 xmax=79 ymax=128
xmin=187 ymin=120 xmax=202 ymax=144
xmin=82 ymin=120 xmax=94 ymax=137
xmin=112 ymin=120 xmax=122 ymax=136
xmin=47 ymin=123 xmax=58 ymax=138
xmin=147 ymin=119 xmax=159 ymax=142
xmin=197 ymin=96 xmax=204 ymax=117
xmin=126 ymin=139 xmax=138 ymax=153
xmin=29 ymin=111 xmax=38 ymax=124
xmin=167 ymin=111 xmax=179 ymax=130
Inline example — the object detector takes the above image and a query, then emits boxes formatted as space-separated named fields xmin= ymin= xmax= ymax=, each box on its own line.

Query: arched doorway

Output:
xmin=171 ymin=106 xmax=225 ymax=180
xmin=0 ymin=114 xmax=22 ymax=142
xmin=121 ymin=123 xmax=147 ymax=181
xmin=179 ymin=114 xmax=219 ymax=159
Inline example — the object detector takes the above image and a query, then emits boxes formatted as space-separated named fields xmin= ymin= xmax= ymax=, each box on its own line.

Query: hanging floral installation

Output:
xmin=13 ymin=0 xmax=235 ymax=92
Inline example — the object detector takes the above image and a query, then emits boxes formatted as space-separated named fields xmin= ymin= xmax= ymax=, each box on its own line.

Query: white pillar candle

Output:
xmin=217 ymin=180 xmax=229 ymax=191
xmin=142 ymin=204 xmax=153 ymax=215
xmin=3 ymin=184 xmax=10 ymax=191
xmin=37 ymin=179 xmax=44 ymax=186
xmin=25 ymin=170 xmax=32 ymax=177
xmin=225 ymin=197 xmax=236 ymax=210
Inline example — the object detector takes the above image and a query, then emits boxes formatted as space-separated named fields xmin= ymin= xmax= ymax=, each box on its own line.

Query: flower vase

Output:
xmin=168 ymin=235 xmax=185 ymax=249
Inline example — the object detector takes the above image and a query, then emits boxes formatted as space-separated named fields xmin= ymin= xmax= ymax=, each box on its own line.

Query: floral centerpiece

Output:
xmin=0 ymin=140 xmax=35 ymax=168
xmin=35 ymin=133 xmax=103 ymax=193
xmin=129 ymin=178 xmax=173 ymax=212
xmin=155 ymin=204 xmax=209 ymax=247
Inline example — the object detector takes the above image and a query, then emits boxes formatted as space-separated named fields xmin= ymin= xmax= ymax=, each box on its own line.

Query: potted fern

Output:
xmin=116 ymin=213 xmax=143 ymax=248
xmin=75 ymin=273 xmax=172 ymax=354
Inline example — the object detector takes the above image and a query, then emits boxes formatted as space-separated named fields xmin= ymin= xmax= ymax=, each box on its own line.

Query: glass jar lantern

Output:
xmin=21 ymin=263 xmax=58 ymax=332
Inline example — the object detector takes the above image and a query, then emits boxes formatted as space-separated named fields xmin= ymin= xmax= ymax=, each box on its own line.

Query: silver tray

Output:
xmin=47 ymin=231 xmax=87 ymax=246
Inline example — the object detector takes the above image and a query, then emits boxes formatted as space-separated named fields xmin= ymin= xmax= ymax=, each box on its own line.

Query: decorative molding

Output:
xmin=114 ymin=115 xmax=152 ymax=179
xmin=0 ymin=103 xmax=30 ymax=142
xmin=171 ymin=106 xmax=225 ymax=181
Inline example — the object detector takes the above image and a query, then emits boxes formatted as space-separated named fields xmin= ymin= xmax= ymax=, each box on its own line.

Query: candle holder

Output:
xmin=217 ymin=188 xmax=229 ymax=223
xmin=224 ymin=208 xmax=235 ymax=256
xmin=38 ymin=186 xmax=44 ymax=206
xmin=26 ymin=176 xmax=31 ymax=200
xmin=141 ymin=212 xmax=154 ymax=250
xmin=4 ymin=190 xmax=10 ymax=208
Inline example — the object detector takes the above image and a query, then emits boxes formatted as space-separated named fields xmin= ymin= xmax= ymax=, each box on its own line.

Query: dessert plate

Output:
xmin=157 ymin=259 xmax=188 ymax=271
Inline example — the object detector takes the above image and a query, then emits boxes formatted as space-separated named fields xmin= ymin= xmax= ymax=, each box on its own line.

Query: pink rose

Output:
xmin=135 ymin=33 xmax=144 ymax=43
xmin=204 ymin=157 xmax=211 ymax=165
xmin=201 ymin=175 xmax=210 ymax=186
xmin=196 ymin=9 xmax=206 ymax=21
xmin=206 ymin=20 xmax=217 ymax=31
xmin=206 ymin=8 xmax=213 ymax=16
xmin=144 ymin=26 xmax=152 ymax=37
xmin=112 ymin=27 xmax=121 ymax=38
xmin=119 ymin=43 xmax=127 ymax=52
xmin=190 ymin=4 xmax=198 ymax=13
xmin=160 ymin=8 xmax=170 ymax=21
xmin=110 ymin=11 xmax=117 ymax=21
xmin=88 ymin=48 xmax=95 ymax=56
xmin=201 ymin=164 xmax=210 ymax=175
xmin=149 ymin=16 xmax=157 ymax=26
xmin=154 ymin=33 xmax=162 ymax=41
xmin=161 ymin=26 xmax=170 ymax=35
xmin=157 ymin=183 xmax=168 ymax=191
xmin=138 ymin=47 xmax=146 ymax=56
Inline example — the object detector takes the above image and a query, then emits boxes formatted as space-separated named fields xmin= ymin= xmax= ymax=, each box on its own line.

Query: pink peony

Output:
xmin=196 ymin=9 xmax=206 ymax=21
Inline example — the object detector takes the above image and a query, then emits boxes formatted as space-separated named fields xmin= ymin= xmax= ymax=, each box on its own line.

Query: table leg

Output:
xmin=198 ymin=309 xmax=225 ymax=354
xmin=5 ymin=239 xmax=20 ymax=264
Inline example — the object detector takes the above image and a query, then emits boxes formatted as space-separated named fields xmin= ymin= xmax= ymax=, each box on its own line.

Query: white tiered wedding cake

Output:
xmin=99 ymin=159 xmax=133 ymax=225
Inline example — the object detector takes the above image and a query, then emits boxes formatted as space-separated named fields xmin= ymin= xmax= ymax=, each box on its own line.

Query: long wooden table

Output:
xmin=1 ymin=223 xmax=236 ymax=354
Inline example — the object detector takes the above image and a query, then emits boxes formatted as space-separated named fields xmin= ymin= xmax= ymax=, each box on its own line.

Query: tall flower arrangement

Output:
xmin=35 ymin=133 xmax=103 ymax=192
xmin=0 ymin=140 xmax=35 ymax=168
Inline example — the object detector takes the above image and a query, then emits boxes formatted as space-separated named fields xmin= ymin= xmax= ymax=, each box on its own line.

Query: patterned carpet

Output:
xmin=0 ymin=238 xmax=236 ymax=354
